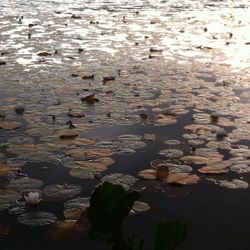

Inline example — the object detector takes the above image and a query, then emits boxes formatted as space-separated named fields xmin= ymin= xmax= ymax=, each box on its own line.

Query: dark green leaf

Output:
xmin=112 ymin=235 xmax=143 ymax=250
xmin=87 ymin=182 xmax=140 ymax=244
xmin=155 ymin=219 xmax=187 ymax=250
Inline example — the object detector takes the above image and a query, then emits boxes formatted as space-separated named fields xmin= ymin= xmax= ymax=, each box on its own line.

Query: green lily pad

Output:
xmin=7 ymin=178 xmax=44 ymax=193
xmin=43 ymin=184 xmax=82 ymax=201
xmin=158 ymin=149 xmax=183 ymax=158
xmin=69 ymin=168 xmax=98 ymax=180
xmin=101 ymin=173 xmax=138 ymax=191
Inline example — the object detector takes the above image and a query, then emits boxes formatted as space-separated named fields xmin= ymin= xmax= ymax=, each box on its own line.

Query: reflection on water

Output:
xmin=0 ymin=1 xmax=250 ymax=250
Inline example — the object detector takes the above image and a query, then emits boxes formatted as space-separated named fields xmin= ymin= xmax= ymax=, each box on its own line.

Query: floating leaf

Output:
xmin=198 ymin=161 xmax=231 ymax=174
xmin=144 ymin=133 xmax=156 ymax=141
xmin=0 ymin=190 xmax=21 ymax=212
xmin=164 ymin=140 xmax=181 ymax=146
xmin=138 ymin=169 xmax=157 ymax=180
xmin=0 ymin=121 xmax=22 ymax=130
xmin=58 ymin=130 xmax=79 ymax=139
xmin=169 ymin=165 xmax=193 ymax=174
xmin=58 ymin=138 xmax=94 ymax=146
xmin=165 ymin=173 xmax=200 ymax=185
xmin=18 ymin=212 xmax=57 ymax=226
xmin=159 ymin=149 xmax=183 ymax=158
xmin=181 ymin=155 xmax=210 ymax=165
xmin=66 ymin=148 xmax=113 ymax=158
xmin=81 ymin=94 xmax=99 ymax=103
xmin=69 ymin=168 xmax=98 ymax=180
xmin=230 ymin=164 xmax=250 ymax=174
xmin=7 ymin=178 xmax=44 ymax=193
xmin=219 ymin=179 xmax=249 ymax=189
xmin=0 ymin=163 xmax=19 ymax=176
xmin=198 ymin=166 xmax=228 ymax=174
xmin=67 ymin=110 xmax=85 ymax=118
xmin=101 ymin=173 xmax=138 ymax=190
xmin=43 ymin=184 xmax=82 ymax=201
xmin=154 ymin=114 xmax=177 ymax=126
xmin=64 ymin=197 xmax=90 ymax=219
xmin=76 ymin=161 xmax=108 ymax=171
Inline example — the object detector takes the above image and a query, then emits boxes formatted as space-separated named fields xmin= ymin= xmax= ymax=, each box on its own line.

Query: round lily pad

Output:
xmin=69 ymin=168 xmax=98 ymax=180
xmin=7 ymin=178 xmax=44 ymax=193
xmin=43 ymin=184 xmax=82 ymax=201
xmin=164 ymin=140 xmax=181 ymax=146
xmin=101 ymin=173 xmax=138 ymax=190
xmin=0 ymin=190 xmax=21 ymax=212
xmin=159 ymin=149 xmax=183 ymax=158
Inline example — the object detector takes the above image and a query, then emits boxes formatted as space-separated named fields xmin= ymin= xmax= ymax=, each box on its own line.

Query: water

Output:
xmin=0 ymin=1 xmax=250 ymax=249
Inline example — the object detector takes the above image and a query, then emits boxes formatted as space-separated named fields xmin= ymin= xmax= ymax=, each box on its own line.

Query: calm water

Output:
xmin=1 ymin=1 xmax=250 ymax=249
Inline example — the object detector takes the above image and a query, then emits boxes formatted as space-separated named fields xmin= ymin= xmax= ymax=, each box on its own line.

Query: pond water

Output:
xmin=0 ymin=0 xmax=250 ymax=249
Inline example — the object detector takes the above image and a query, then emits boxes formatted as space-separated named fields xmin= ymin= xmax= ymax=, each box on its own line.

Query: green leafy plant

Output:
xmin=87 ymin=182 xmax=140 ymax=244
xmin=155 ymin=219 xmax=187 ymax=250
xmin=112 ymin=235 xmax=144 ymax=250
xmin=87 ymin=182 xmax=187 ymax=250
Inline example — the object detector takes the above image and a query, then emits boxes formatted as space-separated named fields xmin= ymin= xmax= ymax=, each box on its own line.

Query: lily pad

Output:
xmin=7 ymin=178 xmax=44 ymax=193
xmin=138 ymin=169 xmax=157 ymax=180
xmin=66 ymin=148 xmax=113 ymax=158
xmin=0 ymin=121 xmax=22 ymax=130
xmin=159 ymin=149 xmax=183 ymax=158
xmin=181 ymin=155 xmax=210 ymax=165
xmin=165 ymin=173 xmax=200 ymax=185
xmin=219 ymin=179 xmax=249 ymax=189
xmin=164 ymin=140 xmax=181 ymax=146
xmin=230 ymin=164 xmax=250 ymax=174
xmin=0 ymin=190 xmax=22 ymax=212
xmin=198 ymin=166 xmax=228 ymax=174
xmin=18 ymin=212 xmax=57 ymax=226
xmin=0 ymin=163 xmax=19 ymax=176
xmin=101 ymin=173 xmax=138 ymax=191
xmin=43 ymin=184 xmax=82 ymax=201
xmin=64 ymin=197 xmax=90 ymax=219
xmin=69 ymin=168 xmax=98 ymax=180
xmin=144 ymin=133 xmax=156 ymax=141
xmin=58 ymin=130 xmax=79 ymax=139
xmin=76 ymin=161 xmax=107 ymax=171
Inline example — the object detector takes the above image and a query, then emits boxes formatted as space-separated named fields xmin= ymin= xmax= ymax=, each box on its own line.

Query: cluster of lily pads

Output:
xmin=0 ymin=0 xmax=250 ymax=245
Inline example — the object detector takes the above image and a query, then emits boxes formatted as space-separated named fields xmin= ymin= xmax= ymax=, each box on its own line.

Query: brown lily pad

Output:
xmin=58 ymin=130 xmax=79 ymax=139
xmin=144 ymin=133 xmax=156 ymax=141
xmin=181 ymin=155 xmax=210 ymax=165
xmin=198 ymin=166 xmax=229 ymax=174
xmin=80 ymin=94 xmax=99 ymax=103
xmin=0 ymin=163 xmax=19 ymax=176
xmin=165 ymin=173 xmax=200 ymax=185
xmin=67 ymin=111 xmax=85 ymax=118
xmin=0 ymin=121 xmax=22 ymax=130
